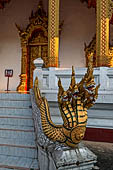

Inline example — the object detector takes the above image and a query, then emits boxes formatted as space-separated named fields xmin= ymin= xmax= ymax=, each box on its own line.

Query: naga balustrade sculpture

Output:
xmin=34 ymin=66 xmax=100 ymax=148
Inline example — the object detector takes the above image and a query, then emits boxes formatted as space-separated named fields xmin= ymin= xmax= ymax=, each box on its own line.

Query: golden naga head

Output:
xmin=58 ymin=66 xmax=100 ymax=109
xmin=34 ymin=66 xmax=100 ymax=148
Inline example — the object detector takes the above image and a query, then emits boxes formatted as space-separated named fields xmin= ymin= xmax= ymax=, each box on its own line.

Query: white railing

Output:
xmin=33 ymin=58 xmax=113 ymax=129
xmin=33 ymin=58 xmax=113 ymax=103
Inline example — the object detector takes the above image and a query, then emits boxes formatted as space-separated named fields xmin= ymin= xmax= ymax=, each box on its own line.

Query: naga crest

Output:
xmin=34 ymin=66 xmax=100 ymax=148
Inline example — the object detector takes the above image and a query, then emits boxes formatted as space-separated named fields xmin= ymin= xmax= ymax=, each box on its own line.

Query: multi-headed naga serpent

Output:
xmin=34 ymin=66 xmax=100 ymax=148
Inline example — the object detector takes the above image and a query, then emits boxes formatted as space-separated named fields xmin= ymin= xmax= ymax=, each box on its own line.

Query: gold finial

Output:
xmin=72 ymin=66 xmax=75 ymax=76
xmin=58 ymin=78 xmax=64 ymax=93
xmin=69 ymin=66 xmax=76 ymax=89
xmin=88 ymin=52 xmax=93 ymax=69
xmin=58 ymin=78 xmax=61 ymax=86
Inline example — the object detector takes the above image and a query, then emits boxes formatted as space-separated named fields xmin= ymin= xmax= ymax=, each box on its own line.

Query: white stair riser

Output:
xmin=0 ymin=156 xmax=38 ymax=169
xmin=0 ymin=108 xmax=32 ymax=115
xmin=0 ymin=146 xmax=37 ymax=158
xmin=0 ymin=137 xmax=35 ymax=147
xmin=0 ymin=93 xmax=38 ymax=169
xmin=0 ymin=93 xmax=30 ymax=100
xmin=0 ymin=101 xmax=32 ymax=108
xmin=0 ymin=124 xmax=34 ymax=131
xmin=0 ymin=130 xmax=35 ymax=139
xmin=0 ymin=118 xmax=33 ymax=126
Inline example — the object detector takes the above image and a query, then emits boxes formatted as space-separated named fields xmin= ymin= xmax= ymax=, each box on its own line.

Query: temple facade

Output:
xmin=0 ymin=0 xmax=97 ymax=91
xmin=0 ymin=0 xmax=113 ymax=143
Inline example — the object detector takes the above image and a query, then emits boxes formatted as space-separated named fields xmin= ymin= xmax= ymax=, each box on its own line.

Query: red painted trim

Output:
xmin=84 ymin=127 xmax=113 ymax=143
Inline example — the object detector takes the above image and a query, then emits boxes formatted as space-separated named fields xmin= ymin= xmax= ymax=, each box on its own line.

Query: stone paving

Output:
xmin=0 ymin=93 xmax=38 ymax=170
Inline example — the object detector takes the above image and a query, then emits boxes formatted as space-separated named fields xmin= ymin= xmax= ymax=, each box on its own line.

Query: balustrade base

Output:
xmin=38 ymin=143 xmax=97 ymax=170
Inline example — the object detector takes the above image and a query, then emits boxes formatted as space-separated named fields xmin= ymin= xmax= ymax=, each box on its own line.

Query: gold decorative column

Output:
xmin=17 ymin=41 xmax=28 ymax=92
xmin=96 ymin=0 xmax=113 ymax=67
xmin=48 ymin=0 xmax=59 ymax=67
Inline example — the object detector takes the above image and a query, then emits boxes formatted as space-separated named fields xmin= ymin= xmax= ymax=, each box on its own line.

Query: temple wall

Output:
xmin=59 ymin=0 xmax=96 ymax=68
xmin=0 ymin=0 xmax=95 ymax=90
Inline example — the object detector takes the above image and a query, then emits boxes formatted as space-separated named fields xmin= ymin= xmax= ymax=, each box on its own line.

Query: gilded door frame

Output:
xmin=16 ymin=1 xmax=48 ymax=92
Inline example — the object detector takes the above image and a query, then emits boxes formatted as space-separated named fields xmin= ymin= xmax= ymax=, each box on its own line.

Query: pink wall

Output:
xmin=0 ymin=0 xmax=95 ymax=90
xmin=0 ymin=0 xmax=48 ymax=91
xmin=59 ymin=0 xmax=96 ymax=68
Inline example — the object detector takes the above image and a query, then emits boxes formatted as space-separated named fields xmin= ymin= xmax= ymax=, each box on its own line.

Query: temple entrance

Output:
xmin=27 ymin=30 xmax=48 ymax=89
xmin=16 ymin=1 xmax=48 ymax=92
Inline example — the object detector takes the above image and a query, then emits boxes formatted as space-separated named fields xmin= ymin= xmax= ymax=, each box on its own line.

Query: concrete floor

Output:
xmin=83 ymin=141 xmax=113 ymax=170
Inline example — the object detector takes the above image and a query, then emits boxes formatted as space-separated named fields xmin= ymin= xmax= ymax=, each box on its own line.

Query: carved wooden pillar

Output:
xmin=48 ymin=0 xmax=59 ymax=67
xmin=96 ymin=0 xmax=113 ymax=67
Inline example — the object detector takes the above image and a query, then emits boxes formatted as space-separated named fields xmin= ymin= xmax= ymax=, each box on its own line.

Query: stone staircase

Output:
xmin=0 ymin=93 xmax=38 ymax=170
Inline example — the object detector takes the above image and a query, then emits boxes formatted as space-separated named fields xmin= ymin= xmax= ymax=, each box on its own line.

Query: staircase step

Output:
xmin=0 ymin=93 xmax=30 ymax=100
xmin=0 ymin=100 xmax=32 ymax=108
xmin=0 ymin=155 xmax=38 ymax=170
xmin=0 ymin=145 xmax=37 ymax=158
xmin=0 ymin=108 xmax=32 ymax=116
xmin=0 ymin=124 xmax=34 ymax=131
xmin=0 ymin=168 xmax=16 ymax=170
xmin=0 ymin=117 xmax=33 ymax=126
xmin=0 ymin=115 xmax=32 ymax=119
xmin=0 ymin=93 xmax=38 ymax=169
xmin=0 ymin=130 xmax=35 ymax=140
xmin=0 ymin=137 xmax=35 ymax=147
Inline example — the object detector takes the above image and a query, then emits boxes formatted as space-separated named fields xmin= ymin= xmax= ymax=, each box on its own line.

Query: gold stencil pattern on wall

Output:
xmin=48 ymin=0 xmax=59 ymax=67
xmin=96 ymin=0 xmax=113 ymax=67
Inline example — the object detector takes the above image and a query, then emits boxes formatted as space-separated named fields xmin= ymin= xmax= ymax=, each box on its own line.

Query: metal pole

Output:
xmin=7 ymin=76 xmax=9 ymax=93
